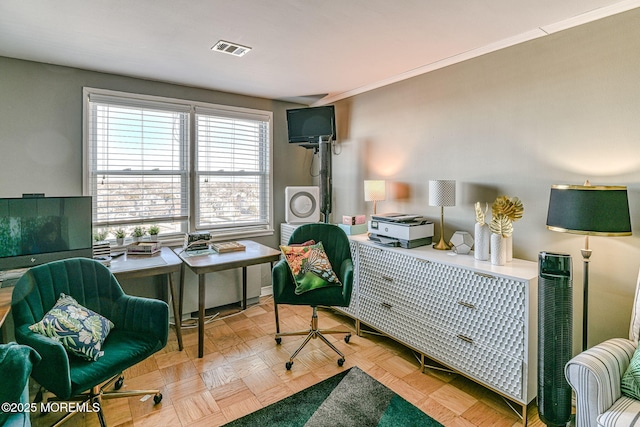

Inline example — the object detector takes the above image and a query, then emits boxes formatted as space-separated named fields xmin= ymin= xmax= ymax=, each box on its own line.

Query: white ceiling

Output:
xmin=1 ymin=0 xmax=639 ymax=105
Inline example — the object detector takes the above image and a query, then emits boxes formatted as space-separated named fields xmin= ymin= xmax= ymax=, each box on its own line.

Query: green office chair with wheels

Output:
xmin=11 ymin=258 xmax=169 ymax=427
xmin=272 ymin=223 xmax=354 ymax=370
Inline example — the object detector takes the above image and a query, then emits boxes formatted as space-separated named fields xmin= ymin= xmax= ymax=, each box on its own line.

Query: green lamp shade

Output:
xmin=546 ymin=184 xmax=632 ymax=236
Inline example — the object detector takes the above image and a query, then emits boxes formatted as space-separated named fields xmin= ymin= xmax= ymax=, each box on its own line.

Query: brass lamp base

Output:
xmin=433 ymin=206 xmax=451 ymax=250
xmin=433 ymin=235 xmax=451 ymax=250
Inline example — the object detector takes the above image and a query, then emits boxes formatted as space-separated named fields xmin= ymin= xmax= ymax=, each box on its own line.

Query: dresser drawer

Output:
xmin=359 ymin=295 xmax=440 ymax=353
xmin=427 ymin=322 xmax=524 ymax=400
xmin=446 ymin=269 xmax=526 ymax=322
xmin=437 ymin=297 xmax=525 ymax=360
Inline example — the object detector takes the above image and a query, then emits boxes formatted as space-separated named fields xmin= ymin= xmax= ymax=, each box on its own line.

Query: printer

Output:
xmin=368 ymin=213 xmax=434 ymax=248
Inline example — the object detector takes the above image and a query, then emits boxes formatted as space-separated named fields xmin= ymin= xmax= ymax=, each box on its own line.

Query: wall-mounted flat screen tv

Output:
xmin=0 ymin=196 xmax=93 ymax=271
xmin=286 ymin=105 xmax=336 ymax=145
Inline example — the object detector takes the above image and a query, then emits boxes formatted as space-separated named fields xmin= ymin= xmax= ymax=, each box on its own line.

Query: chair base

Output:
xmin=38 ymin=373 xmax=162 ymax=427
xmin=275 ymin=306 xmax=351 ymax=370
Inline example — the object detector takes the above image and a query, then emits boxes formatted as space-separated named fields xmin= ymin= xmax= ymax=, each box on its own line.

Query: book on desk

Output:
xmin=211 ymin=241 xmax=246 ymax=254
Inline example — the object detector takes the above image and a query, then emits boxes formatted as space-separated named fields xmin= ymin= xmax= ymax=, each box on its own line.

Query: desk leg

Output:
xmin=242 ymin=266 xmax=247 ymax=310
xmin=168 ymin=272 xmax=183 ymax=351
xmin=179 ymin=265 xmax=185 ymax=328
xmin=198 ymin=273 xmax=205 ymax=358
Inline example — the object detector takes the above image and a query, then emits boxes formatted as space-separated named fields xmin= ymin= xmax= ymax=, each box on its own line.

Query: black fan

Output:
xmin=538 ymin=252 xmax=573 ymax=426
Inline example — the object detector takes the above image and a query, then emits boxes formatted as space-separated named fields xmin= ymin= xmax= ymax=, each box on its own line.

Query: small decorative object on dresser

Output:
xmin=148 ymin=225 xmax=160 ymax=242
xmin=449 ymin=231 xmax=473 ymax=254
xmin=474 ymin=202 xmax=490 ymax=261
xmin=211 ymin=241 xmax=246 ymax=253
xmin=491 ymin=196 xmax=524 ymax=262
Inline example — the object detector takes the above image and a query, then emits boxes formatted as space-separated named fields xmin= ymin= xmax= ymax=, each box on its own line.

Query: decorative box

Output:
xmin=338 ymin=223 xmax=368 ymax=235
xmin=126 ymin=241 xmax=161 ymax=255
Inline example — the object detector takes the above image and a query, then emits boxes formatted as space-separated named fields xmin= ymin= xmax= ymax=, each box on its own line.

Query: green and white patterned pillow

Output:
xmin=29 ymin=293 xmax=114 ymax=361
xmin=621 ymin=345 xmax=640 ymax=400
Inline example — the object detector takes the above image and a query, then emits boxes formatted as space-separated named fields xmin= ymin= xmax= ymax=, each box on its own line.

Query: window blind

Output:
xmin=195 ymin=109 xmax=270 ymax=232
xmin=86 ymin=96 xmax=189 ymax=229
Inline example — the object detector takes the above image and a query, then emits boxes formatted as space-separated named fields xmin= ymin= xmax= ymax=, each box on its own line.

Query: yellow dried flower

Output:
xmin=475 ymin=202 xmax=488 ymax=225
xmin=490 ymin=214 xmax=513 ymax=237
xmin=492 ymin=196 xmax=524 ymax=222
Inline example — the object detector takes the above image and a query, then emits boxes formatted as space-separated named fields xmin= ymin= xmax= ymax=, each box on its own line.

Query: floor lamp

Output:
xmin=546 ymin=181 xmax=632 ymax=350
xmin=429 ymin=180 xmax=456 ymax=250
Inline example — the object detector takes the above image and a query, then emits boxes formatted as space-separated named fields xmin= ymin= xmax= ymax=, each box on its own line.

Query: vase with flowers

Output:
xmin=490 ymin=196 xmax=524 ymax=264
xmin=474 ymin=202 xmax=490 ymax=261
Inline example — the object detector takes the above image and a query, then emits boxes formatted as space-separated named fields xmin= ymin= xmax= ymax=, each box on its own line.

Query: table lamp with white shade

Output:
xmin=364 ymin=180 xmax=386 ymax=215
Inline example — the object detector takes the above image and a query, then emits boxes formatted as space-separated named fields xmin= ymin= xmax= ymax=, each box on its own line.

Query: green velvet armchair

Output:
xmin=11 ymin=258 xmax=169 ymax=427
xmin=272 ymin=223 xmax=354 ymax=370
xmin=0 ymin=342 xmax=41 ymax=427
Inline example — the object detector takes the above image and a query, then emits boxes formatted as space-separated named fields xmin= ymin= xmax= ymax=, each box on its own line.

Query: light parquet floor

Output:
xmin=30 ymin=296 xmax=544 ymax=427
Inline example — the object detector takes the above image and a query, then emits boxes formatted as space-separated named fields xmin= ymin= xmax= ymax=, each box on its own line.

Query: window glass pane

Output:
xmin=197 ymin=175 xmax=268 ymax=228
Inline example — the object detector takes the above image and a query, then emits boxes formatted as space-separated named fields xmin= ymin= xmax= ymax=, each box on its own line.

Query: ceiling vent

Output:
xmin=211 ymin=40 xmax=251 ymax=57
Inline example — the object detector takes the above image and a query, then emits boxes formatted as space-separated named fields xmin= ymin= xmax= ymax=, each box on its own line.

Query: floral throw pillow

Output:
xmin=280 ymin=242 xmax=342 ymax=295
xmin=29 ymin=293 xmax=114 ymax=361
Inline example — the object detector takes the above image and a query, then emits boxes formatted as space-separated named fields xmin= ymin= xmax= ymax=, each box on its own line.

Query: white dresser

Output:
xmin=341 ymin=235 xmax=538 ymax=423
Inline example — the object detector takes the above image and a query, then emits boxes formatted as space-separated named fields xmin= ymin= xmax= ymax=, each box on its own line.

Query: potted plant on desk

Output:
xmin=148 ymin=225 xmax=160 ymax=242
xmin=114 ymin=228 xmax=126 ymax=246
xmin=131 ymin=226 xmax=146 ymax=243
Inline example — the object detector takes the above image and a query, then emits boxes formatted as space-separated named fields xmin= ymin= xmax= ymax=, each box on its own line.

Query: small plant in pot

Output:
xmin=93 ymin=229 xmax=108 ymax=243
xmin=131 ymin=226 xmax=146 ymax=242
xmin=148 ymin=225 xmax=160 ymax=242
xmin=114 ymin=228 xmax=126 ymax=246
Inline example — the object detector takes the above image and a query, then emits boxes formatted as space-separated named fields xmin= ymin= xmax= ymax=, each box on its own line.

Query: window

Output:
xmin=84 ymin=88 xmax=273 ymax=239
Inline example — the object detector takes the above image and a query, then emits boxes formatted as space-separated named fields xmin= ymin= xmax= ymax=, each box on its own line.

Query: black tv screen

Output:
xmin=287 ymin=106 xmax=336 ymax=144
xmin=0 ymin=196 xmax=93 ymax=271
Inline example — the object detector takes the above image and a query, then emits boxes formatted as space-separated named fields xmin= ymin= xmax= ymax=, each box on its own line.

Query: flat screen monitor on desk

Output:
xmin=0 ymin=196 xmax=93 ymax=271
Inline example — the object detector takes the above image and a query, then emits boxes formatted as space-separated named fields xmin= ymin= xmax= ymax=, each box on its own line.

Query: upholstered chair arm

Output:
xmin=339 ymin=258 xmax=353 ymax=305
xmin=110 ymin=295 xmax=169 ymax=348
xmin=14 ymin=324 xmax=73 ymax=400
xmin=565 ymin=338 xmax=637 ymax=427
xmin=272 ymin=259 xmax=294 ymax=300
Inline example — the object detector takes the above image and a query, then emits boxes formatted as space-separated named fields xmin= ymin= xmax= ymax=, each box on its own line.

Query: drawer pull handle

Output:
xmin=474 ymin=272 xmax=496 ymax=280
xmin=381 ymin=275 xmax=394 ymax=282
xmin=456 ymin=334 xmax=474 ymax=344
xmin=416 ymin=258 xmax=431 ymax=264
xmin=381 ymin=302 xmax=392 ymax=309
xmin=458 ymin=301 xmax=476 ymax=309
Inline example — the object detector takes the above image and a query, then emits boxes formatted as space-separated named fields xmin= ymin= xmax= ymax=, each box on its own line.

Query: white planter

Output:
xmin=116 ymin=237 xmax=125 ymax=246
xmin=474 ymin=223 xmax=490 ymax=261
xmin=149 ymin=235 xmax=158 ymax=242
xmin=490 ymin=233 xmax=507 ymax=266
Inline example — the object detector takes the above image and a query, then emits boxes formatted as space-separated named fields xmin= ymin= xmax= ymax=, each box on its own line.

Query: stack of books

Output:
xmin=127 ymin=241 xmax=161 ymax=255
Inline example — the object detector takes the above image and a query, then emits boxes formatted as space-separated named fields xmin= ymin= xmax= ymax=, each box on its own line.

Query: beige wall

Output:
xmin=331 ymin=8 xmax=640 ymax=352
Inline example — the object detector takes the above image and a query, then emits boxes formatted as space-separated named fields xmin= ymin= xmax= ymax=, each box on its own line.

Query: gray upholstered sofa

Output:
xmin=565 ymin=271 xmax=640 ymax=427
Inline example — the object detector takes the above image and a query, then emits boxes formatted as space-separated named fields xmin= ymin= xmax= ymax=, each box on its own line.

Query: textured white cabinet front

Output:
xmin=352 ymin=237 xmax=537 ymax=406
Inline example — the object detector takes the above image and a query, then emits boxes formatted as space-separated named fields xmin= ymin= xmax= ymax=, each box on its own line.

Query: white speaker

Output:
xmin=285 ymin=186 xmax=320 ymax=224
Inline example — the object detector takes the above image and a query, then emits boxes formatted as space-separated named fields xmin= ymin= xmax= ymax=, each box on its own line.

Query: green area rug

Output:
xmin=223 ymin=366 xmax=443 ymax=427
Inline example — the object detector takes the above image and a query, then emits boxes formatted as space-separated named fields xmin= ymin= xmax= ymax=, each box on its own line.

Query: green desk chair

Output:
xmin=272 ymin=223 xmax=354 ymax=370
xmin=0 ymin=342 xmax=41 ymax=427
xmin=11 ymin=258 xmax=169 ymax=427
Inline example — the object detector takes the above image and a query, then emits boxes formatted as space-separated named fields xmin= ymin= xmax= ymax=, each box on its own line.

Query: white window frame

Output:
xmin=83 ymin=87 xmax=274 ymax=241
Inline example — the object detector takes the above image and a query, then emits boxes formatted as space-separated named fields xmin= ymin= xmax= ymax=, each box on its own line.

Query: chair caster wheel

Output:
xmin=286 ymin=361 xmax=293 ymax=370
xmin=153 ymin=393 xmax=162 ymax=404
xmin=338 ymin=358 xmax=345 ymax=367
xmin=275 ymin=337 xmax=282 ymax=345
xmin=115 ymin=376 xmax=124 ymax=390
xmin=344 ymin=334 xmax=351 ymax=344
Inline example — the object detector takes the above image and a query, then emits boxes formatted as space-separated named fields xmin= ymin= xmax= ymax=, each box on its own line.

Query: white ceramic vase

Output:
xmin=490 ymin=233 xmax=507 ymax=266
xmin=474 ymin=223 xmax=490 ymax=261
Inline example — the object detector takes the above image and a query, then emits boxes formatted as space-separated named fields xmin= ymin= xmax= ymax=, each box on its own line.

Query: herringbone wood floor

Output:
xmin=30 ymin=296 xmax=545 ymax=427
